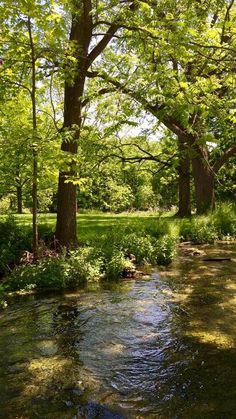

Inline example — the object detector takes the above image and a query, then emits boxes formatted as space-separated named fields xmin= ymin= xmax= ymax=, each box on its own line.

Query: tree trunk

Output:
xmin=176 ymin=136 xmax=191 ymax=217
xmin=27 ymin=16 xmax=38 ymax=260
xmin=55 ymin=1 xmax=91 ymax=248
xmin=190 ymin=142 xmax=215 ymax=214
xmin=16 ymin=185 xmax=23 ymax=214
xmin=55 ymin=73 xmax=86 ymax=247
xmin=56 ymin=172 xmax=78 ymax=247
xmin=55 ymin=0 xmax=119 ymax=248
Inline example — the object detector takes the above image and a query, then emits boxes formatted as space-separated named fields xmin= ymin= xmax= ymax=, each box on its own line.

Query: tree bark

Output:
xmin=27 ymin=16 xmax=38 ymax=260
xmin=55 ymin=0 xmax=120 ymax=248
xmin=55 ymin=7 xmax=89 ymax=247
xmin=190 ymin=141 xmax=215 ymax=214
xmin=16 ymin=185 xmax=23 ymax=214
xmin=176 ymin=136 xmax=191 ymax=217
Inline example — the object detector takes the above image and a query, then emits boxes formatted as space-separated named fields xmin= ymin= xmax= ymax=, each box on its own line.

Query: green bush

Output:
xmin=108 ymin=183 xmax=134 ymax=212
xmin=135 ymin=185 xmax=157 ymax=210
xmin=179 ymin=218 xmax=218 ymax=244
xmin=213 ymin=202 xmax=236 ymax=238
xmin=153 ymin=235 xmax=176 ymax=266
xmin=7 ymin=246 xmax=104 ymax=291
xmin=38 ymin=223 xmax=55 ymax=242
xmin=121 ymin=233 xmax=155 ymax=263
xmin=8 ymin=257 xmax=68 ymax=291
xmin=67 ymin=247 xmax=103 ymax=286
xmin=0 ymin=196 xmax=11 ymax=214
xmin=99 ymin=229 xmax=156 ymax=264
xmin=145 ymin=219 xmax=170 ymax=238
xmin=97 ymin=227 xmax=177 ymax=267
xmin=95 ymin=224 xmax=136 ymax=259
xmin=105 ymin=250 xmax=134 ymax=281
xmin=5 ymin=228 xmax=178 ymax=291
xmin=0 ymin=216 xmax=32 ymax=275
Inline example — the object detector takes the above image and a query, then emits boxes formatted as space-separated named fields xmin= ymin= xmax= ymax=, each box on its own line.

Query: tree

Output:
xmin=0 ymin=0 xmax=65 ymax=253
xmin=0 ymin=93 xmax=32 ymax=213
xmin=0 ymin=91 xmax=60 ymax=214
xmin=73 ymin=112 xmax=177 ymax=212
xmin=55 ymin=0 xmax=140 ymax=247
xmin=90 ymin=0 xmax=236 ymax=214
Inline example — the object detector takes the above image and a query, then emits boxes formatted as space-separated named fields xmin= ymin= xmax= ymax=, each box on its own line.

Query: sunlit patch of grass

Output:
xmin=1 ymin=207 xmax=235 ymax=245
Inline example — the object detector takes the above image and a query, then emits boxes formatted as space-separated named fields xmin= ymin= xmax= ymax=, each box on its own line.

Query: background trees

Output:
xmin=91 ymin=0 xmax=236 ymax=214
xmin=0 ymin=0 xmax=235 ymax=248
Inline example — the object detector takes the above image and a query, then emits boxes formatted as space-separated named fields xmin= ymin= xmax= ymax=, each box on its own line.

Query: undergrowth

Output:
xmin=1 ymin=203 xmax=236 ymax=299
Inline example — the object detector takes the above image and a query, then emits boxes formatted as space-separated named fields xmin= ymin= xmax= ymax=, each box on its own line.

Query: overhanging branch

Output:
xmin=213 ymin=145 xmax=236 ymax=173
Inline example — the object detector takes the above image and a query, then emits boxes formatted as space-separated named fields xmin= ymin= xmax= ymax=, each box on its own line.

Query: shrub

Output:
xmin=105 ymin=250 xmax=134 ymax=281
xmin=67 ymin=247 xmax=103 ymax=286
xmin=0 ymin=284 xmax=7 ymax=309
xmin=121 ymin=233 xmax=155 ymax=264
xmin=0 ymin=216 xmax=32 ymax=275
xmin=0 ymin=196 xmax=11 ymax=214
xmin=213 ymin=202 xmax=236 ymax=238
xmin=135 ymin=185 xmax=157 ymax=210
xmin=179 ymin=218 xmax=218 ymax=244
xmin=145 ymin=219 xmax=170 ymax=238
xmin=153 ymin=235 xmax=176 ymax=266
xmin=8 ymin=257 xmax=68 ymax=291
xmin=7 ymin=246 xmax=104 ymax=291
xmin=98 ymin=228 xmax=177 ymax=267
xmin=38 ymin=223 xmax=55 ymax=242
xmin=95 ymin=224 xmax=136 ymax=260
xmin=109 ymin=184 xmax=134 ymax=212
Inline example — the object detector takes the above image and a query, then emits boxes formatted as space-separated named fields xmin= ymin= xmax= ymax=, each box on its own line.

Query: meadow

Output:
xmin=2 ymin=203 xmax=235 ymax=244
xmin=10 ymin=211 xmax=176 ymax=243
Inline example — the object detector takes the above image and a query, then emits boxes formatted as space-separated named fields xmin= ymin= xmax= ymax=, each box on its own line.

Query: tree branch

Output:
xmin=86 ymin=71 xmax=188 ymax=139
xmin=213 ymin=145 xmax=236 ymax=173
xmin=221 ymin=0 xmax=235 ymax=44
xmin=87 ymin=23 xmax=119 ymax=65
xmin=81 ymin=87 xmax=116 ymax=107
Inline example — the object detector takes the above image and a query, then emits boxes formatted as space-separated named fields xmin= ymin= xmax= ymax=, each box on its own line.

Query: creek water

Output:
xmin=0 ymin=244 xmax=236 ymax=418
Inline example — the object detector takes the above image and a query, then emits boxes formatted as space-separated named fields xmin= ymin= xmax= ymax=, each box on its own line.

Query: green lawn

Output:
xmin=1 ymin=205 xmax=235 ymax=245
xmin=0 ymin=211 xmax=177 ymax=243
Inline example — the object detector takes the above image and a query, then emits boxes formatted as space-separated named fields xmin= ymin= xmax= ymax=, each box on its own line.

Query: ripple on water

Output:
xmin=0 ymin=245 xmax=236 ymax=418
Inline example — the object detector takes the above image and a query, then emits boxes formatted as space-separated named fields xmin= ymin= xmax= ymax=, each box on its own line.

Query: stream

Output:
xmin=0 ymin=244 xmax=235 ymax=418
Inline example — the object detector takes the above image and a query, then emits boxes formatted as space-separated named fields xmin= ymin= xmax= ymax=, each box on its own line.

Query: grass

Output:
xmin=0 ymin=211 xmax=177 ymax=244
xmin=1 ymin=204 xmax=236 ymax=245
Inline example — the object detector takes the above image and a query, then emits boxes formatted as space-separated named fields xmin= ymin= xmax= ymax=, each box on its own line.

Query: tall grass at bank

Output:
xmin=179 ymin=203 xmax=236 ymax=243
xmin=212 ymin=202 xmax=236 ymax=238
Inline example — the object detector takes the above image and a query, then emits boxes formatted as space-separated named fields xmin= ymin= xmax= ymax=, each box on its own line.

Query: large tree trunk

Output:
xmin=55 ymin=1 xmax=91 ymax=248
xmin=55 ymin=0 xmax=119 ymax=248
xmin=55 ymin=75 xmax=86 ymax=247
xmin=176 ymin=136 xmax=191 ymax=217
xmin=16 ymin=185 xmax=23 ymax=214
xmin=190 ymin=142 xmax=215 ymax=214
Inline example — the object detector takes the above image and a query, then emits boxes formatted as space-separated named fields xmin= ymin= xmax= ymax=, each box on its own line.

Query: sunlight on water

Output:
xmin=0 ymin=244 xmax=235 ymax=418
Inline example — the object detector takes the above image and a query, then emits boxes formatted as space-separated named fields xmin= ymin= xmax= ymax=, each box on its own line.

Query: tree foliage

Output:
xmin=0 ymin=0 xmax=235 ymax=246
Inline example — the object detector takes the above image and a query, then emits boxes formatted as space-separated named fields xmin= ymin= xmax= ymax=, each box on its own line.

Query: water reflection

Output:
xmin=0 ymin=244 xmax=235 ymax=418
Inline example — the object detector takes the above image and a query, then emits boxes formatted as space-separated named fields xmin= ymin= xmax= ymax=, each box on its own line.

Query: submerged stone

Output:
xmin=76 ymin=402 xmax=125 ymax=419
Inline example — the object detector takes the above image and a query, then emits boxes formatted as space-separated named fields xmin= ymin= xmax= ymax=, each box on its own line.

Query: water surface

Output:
xmin=0 ymin=244 xmax=235 ymax=418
